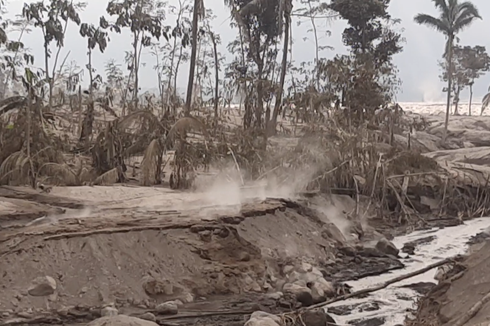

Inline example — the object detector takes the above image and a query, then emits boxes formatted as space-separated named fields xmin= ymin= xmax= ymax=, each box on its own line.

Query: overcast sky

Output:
xmin=5 ymin=0 xmax=490 ymax=102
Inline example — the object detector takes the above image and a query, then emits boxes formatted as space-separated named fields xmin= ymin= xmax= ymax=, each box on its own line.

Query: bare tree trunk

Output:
xmin=43 ymin=43 xmax=52 ymax=111
xmin=80 ymin=49 xmax=95 ymax=147
xmin=443 ymin=35 xmax=454 ymax=143
xmin=167 ymin=37 xmax=178 ymax=109
xmin=454 ymin=87 xmax=460 ymax=116
xmin=78 ymin=85 xmax=82 ymax=134
xmin=307 ymin=0 xmax=319 ymax=89
xmin=26 ymin=89 xmax=35 ymax=188
xmin=153 ymin=48 xmax=165 ymax=116
xmin=270 ymin=0 xmax=291 ymax=136
xmin=184 ymin=0 xmax=200 ymax=116
xmin=173 ymin=44 xmax=185 ymax=113
xmin=132 ymin=32 xmax=140 ymax=111
xmin=210 ymin=31 xmax=220 ymax=122
xmin=469 ymin=83 xmax=473 ymax=116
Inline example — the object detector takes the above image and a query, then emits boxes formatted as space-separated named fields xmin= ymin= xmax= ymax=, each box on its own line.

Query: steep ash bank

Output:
xmin=408 ymin=233 xmax=490 ymax=326
xmin=0 ymin=188 xmax=402 ymax=326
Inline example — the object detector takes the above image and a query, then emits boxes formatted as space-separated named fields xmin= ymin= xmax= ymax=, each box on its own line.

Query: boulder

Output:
xmin=28 ymin=276 xmax=57 ymax=296
xmin=375 ymin=238 xmax=399 ymax=257
xmin=155 ymin=301 xmax=178 ymax=315
xmin=283 ymin=283 xmax=311 ymax=296
xmin=283 ymin=283 xmax=313 ymax=306
xmin=310 ymin=284 xmax=326 ymax=304
xmin=312 ymin=278 xmax=335 ymax=298
xmin=87 ymin=315 xmax=158 ymax=326
xmin=100 ymin=307 xmax=118 ymax=317
xmin=245 ymin=311 xmax=282 ymax=326
xmin=244 ymin=318 xmax=281 ymax=326
xmin=139 ymin=312 xmax=156 ymax=322
xmin=302 ymin=310 xmax=337 ymax=326
xmin=249 ymin=311 xmax=282 ymax=324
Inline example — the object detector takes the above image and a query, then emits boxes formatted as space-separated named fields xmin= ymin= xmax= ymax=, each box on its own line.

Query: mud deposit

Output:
xmin=0 ymin=186 xmax=404 ymax=326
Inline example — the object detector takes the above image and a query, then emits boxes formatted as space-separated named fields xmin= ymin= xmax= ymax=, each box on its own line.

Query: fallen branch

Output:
xmin=285 ymin=255 xmax=462 ymax=314
xmin=159 ymin=309 xmax=254 ymax=320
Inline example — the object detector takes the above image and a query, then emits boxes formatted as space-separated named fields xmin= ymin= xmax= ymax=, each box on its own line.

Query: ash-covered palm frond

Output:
xmin=413 ymin=14 xmax=449 ymax=34
xmin=140 ymin=138 xmax=163 ymax=186
xmin=414 ymin=0 xmax=481 ymax=39
xmin=167 ymin=116 xmax=209 ymax=146
xmin=37 ymin=162 xmax=80 ymax=186
xmin=0 ymin=151 xmax=30 ymax=185
xmin=0 ymin=96 xmax=28 ymax=116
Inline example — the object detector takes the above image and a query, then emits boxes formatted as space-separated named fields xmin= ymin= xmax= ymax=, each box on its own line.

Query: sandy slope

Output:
xmin=0 ymin=184 xmax=405 ymax=325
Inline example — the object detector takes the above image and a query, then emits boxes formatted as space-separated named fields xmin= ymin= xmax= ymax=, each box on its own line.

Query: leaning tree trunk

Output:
xmin=443 ymin=35 xmax=454 ymax=143
xmin=184 ymin=0 xmax=200 ymax=116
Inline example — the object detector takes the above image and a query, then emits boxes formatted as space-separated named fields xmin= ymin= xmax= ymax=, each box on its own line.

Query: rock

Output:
xmin=139 ymin=312 xmax=156 ymax=322
xmin=302 ymin=309 xmax=337 ymax=326
xmin=250 ymin=311 xmax=282 ymax=324
xmin=238 ymin=251 xmax=251 ymax=261
xmin=288 ymin=271 xmax=302 ymax=283
xmin=283 ymin=283 xmax=311 ymax=296
xmin=245 ymin=318 xmax=281 ymax=326
xmin=17 ymin=311 xmax=33 ymax=318
xmin=245 ymin=311 xmax=282 ymax=326
xmin=155 ymin=302 xmax=178 ymax=315
xmin=198 ymin=230 xmax=212 ymax=242
xmin=483 ymin=225 xmax=490 ymax=235
xmin=310 ymin=285 xmax=326 ymax=304
xmin=87 ymin=315 xmax=159 ymax=326
xmin=302 ymin=271 xmax=321 ymax=284
xmin=296 ymin=291 xmax=314 ymax=306
xmin=275 ymin=279 xmax=286 ymax=292
xmin=180 ymin=292 xmax=194 ymax=303
xmin=401 ymin=244 xmax=415 ymax=255
xmin=299 ymin=262 xmax=313 ymax=273
xmin=310 ymin=267 xmax=324 ymax=277
xmin=293 ymin=279 xmax=308 ymax=288
xmin=313 ymin=278 xmax=335 ymax=298
xmin=283 ymin=282 xmax=314 ymax=306
xmin=265 ymin=292 xmax=283 ymax=300
xmin=101 ymin=307 xmax=118 ymax=317
xmin=28 ymin=276 xmax=57 ymax=296
xmin=283 ymin=265 xmax=294 ymax=275
xmin=434 ymin=264 xmax=452 ymax=282
xmin=375 ymin=238 xmax=399 ymax=257
xmin=141 ymin=276 xmax=173 ymax=296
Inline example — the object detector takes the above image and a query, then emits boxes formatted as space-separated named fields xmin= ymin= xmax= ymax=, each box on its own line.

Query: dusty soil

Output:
xmin=0 ymin=185 xmax=403 ymax=325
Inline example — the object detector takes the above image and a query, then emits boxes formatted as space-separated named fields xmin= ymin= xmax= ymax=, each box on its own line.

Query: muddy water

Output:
xmin=327 ymin=218 xmax=490 ymax=326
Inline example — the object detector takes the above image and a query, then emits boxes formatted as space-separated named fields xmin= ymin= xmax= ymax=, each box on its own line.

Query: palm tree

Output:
xmin=414 ymin=0 xmax=481 ymax=142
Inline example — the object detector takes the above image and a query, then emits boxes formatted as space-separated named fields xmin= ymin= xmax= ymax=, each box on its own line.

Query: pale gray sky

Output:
xmin=5 ymin=0 xmax=490 ymax=102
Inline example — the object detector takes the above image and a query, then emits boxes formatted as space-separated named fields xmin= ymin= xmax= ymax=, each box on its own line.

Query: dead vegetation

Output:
xmin=0 ymin=0 xmax=489 ymax=232
xmin=1 ymin=88 xmax=489 ymax=229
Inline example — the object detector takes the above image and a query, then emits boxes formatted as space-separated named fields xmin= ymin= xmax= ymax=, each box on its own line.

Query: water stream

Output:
xmin=328 ymin=217 xmax=490 ymax=326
